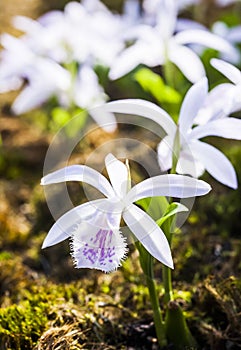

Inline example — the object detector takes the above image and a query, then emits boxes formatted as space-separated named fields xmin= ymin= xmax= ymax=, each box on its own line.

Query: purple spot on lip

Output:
xmin=82 ymin=229 xmax=116 ymax=266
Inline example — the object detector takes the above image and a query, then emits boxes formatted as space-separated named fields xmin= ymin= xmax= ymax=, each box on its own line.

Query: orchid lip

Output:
xmin=70 ymin=224 xmax=128 ymax=273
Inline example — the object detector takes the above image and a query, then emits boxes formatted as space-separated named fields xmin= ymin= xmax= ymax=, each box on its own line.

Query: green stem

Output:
xmin=136 ymin=243 xmax=167 ymax=347
xmin=162 ymin=265 xmax=173 ymax=304
xmin=146 ymin=275 xmax=167 ymax=348
xmin=163 ymin=59 xmax=175 ymax=88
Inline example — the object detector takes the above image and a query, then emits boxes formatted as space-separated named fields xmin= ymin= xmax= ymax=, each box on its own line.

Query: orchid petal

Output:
xmin=42 ymin=199 xmax=109 ymax=248
xmin=12 ymin=85 xmax=52 ymax=114
xmin=228 ymin=25 xmax=241 ymax=43
xmin=88 ymin=109 xmax=117 ymax=133
xmin=157 ymin=135 xmax=174 ymax=172
xmin=211 ymin=58 xmax=241 ymax=85
xmin=105 ymin=153 xmax=129 ymax=198
xmin=109 ymin=42 xmax=161 ymax=80
xmin=123 ymin=0 xmax=141 ymax=24
xmin=190 ymin=118 xmax=241 ymax=140
xmin=176 ymin=144 xmax=205 ymax=178
xmin=38 ymin=10 xmax=63 ymax=26
xmin=178 ymin=77 xmax=208 ymax=134
xmin=12 ymin=15 xmax=41 ymax=33
xmin=176 ymin=18 xmax=207 ymax=32
xmin=108 ymin=44 xmax=146 ymax=80
xmin=125 ymin=174 xmax=211 ymax=204
xmin=92 ymin=99 xmax=176 ymax=135
xmin=156 ymin=0 xmax=177 ymax=40
xmin=195 ymin=83 xmax=235 ymax=124
xmin=175 ymin=29 xmax=237 ymax=55
xmin=41 ymin=165 xmax=115 ymax=198
xmin=123 ymin=203 xmax=173 ymax=268
xmin=0 ymin=76 xmax=22 ymax=93
xmin=191 ymin=140 xmax=237 ymax=189
xmin=169 ymin=43 xmax=205 ymax=83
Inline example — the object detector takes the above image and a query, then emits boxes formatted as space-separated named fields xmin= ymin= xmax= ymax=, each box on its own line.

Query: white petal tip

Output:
xmin=198 ymin=180 xmax=212 ymax=194
xmin=227 ymin=180 xmax=238 ymax=190
xmin=102 ymin=124 xmax=117 ymax=133
xmin=105 ymin=153 xmax=116 ymax=165
xmin=41 ymin=241 xmax=48 ymax=249
xmin=163 ymin=259 xmax=174 ymax=270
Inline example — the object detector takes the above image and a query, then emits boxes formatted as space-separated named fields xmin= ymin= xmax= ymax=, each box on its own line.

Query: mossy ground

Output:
xmin=1 ymin=1 xmax=241 ymax=349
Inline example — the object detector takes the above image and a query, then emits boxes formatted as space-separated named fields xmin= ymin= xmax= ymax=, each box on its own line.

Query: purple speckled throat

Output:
xmin=83 ymin=229 xmax=115 ymax=267
xmin=71 ymin=224 xmax=128 ymax=272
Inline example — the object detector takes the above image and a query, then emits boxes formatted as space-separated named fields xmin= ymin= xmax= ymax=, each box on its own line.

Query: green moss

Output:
xmin=0 ymin=301 xmax=49 ymax=350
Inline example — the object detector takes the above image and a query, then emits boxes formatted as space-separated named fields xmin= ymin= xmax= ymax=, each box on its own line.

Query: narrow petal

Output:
xmin=0 ymin=76 xmax=22 ymax=93
xmin=156 ymin=0 xmax=177 ymax=40
xmin=211 ymin=58 xmax=241 ymax=85
xmin=195 ymin=83 xmax=235 ymax=124
xmin=13 ymin=15 xmax=41 ymax=33
xmin=92 ymin=99 xmax=176 ymax=135
xmin=157 ymin=136 xmax=174 ymax=172
xmin=108 ymin=44 xmax=147 ymax=80
xmin=12 ymin=85 xmax=52 ymax=114
xmin=190 ymin=117 xmax=241 ymax=140
xmin=88 ymin=109 xmax=117 ymax=132
xmin=41 ymin=165 xmax=115 ymax=198
xmin=42 ymin=199 xmax=108 ymax=248
xmin=176 ymin=18 xmax=207 ymax=31
xmin=105 ymin=154 xmax=129 ymax=198
xmin=169 ymin=42 xmax=205 ymax=83
xmin=191 ymin=140 xmax=237 ymax=189
xmin=175 ymin=29 xmax=237 ymax=55
xmin=125 ymin=174 xmax=211 ymax=204
xmin=228 ymin=25 xmax=241 ymax=42
xmin=176 ymin=144 xmax=205 ymax=178
xmin=178 ymin=77 xmax=208 ymax=134
xmin=123 ymin=203 xmax=173 ymax=268
xmin=109 ymin=41 xmax=162 ymax=80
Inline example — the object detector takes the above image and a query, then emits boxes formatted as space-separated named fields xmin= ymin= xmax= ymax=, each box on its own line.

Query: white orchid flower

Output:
xmin=0 ymin=29 xmax=116 ymax=131
xmin=109 ymin=0 xmax=236 ymax=82
xmin=41 ymin=154 xmax=211 ymax=272
xmin=11 ymin=62 xmax=116 ymax=132
xmin=94 ymin=78 xmax=241 ymax=188
xmin=0 ymin=33 xmax=71 ymax=100
xmin=11 ymin=59 xmax=71 ymax=114
xmin=13 ymin=1 xmax=124 ymax=66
